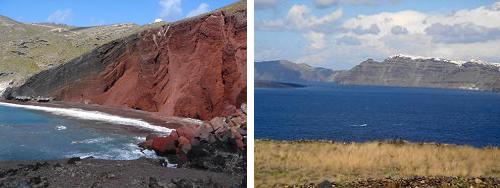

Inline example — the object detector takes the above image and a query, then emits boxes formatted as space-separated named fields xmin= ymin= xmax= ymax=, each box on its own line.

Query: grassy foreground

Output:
xmin=255 ymin=140 xmax=500 ymax=187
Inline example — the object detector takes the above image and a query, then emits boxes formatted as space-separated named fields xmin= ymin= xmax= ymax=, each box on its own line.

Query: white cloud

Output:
xmin=425 ymin=22 xmax=500 ymax=44
xmin=351 ymin=24 xmax=380 ymax=35
xmin=47 ymin=9 xmax=72 ymax=23
xmin=326 ymin=2 xmax=500 ymax=66
xmin=390 ymin=25 xmax=408 ymax=35
xmin=186 ymin=3 xmax=209 ymax=18
xmin=314 ymin=0 xmax=400 ymax=9
xmin=336 ymin=35 xmax=361 ymax=45
xmin=287 ymin=4 xmax=343 ymax=31
xmin=159 ymin=0 xmax=182 ymax=21
xmin=255 ymin=0 xmax=281 ymax=10
xmin=258 ymin=1 xmax=500 ymax=68
xmin=303 ymin=31 xmax=327 ymax=50
xmin=314 ymin=0 xmax=339 ymax=9
xmin=257 ymin=4 xmax=343 ymax=32
xmin=154 ymin=18 xmax=163 ymax=23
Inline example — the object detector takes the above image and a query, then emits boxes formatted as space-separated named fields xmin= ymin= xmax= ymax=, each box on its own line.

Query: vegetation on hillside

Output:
xmin=0 ymin=15 xmax=162 ymax=83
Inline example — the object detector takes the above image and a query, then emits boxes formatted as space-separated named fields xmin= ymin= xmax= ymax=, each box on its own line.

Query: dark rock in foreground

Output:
xmin=283 ymin=177 xmax=500 ymax=188
xmin=140 ymin=103 xmax=247 ymax=176
xmin=0 ymin=158 xmax=243 ymax=187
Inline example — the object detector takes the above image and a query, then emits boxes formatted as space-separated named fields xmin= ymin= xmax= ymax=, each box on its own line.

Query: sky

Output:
xmin=255 ymin=0 xmax=500 ymax=70
xmin=0 ymin=0 xmax=237 ymax=26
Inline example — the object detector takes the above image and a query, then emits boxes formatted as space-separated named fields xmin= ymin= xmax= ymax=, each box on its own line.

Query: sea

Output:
xmin=0 ymin=102 xmax=171 ymax=160
xmin=255 ymin=83 xmax=500 ymax=147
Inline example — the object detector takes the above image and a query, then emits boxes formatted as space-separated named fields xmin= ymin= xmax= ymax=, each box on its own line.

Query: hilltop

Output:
xmin=0 ymin=15 xmax=162 ymax=85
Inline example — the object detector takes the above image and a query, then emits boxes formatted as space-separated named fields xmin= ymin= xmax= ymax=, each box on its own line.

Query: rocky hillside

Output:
xmin=5 ymin=1 xmax=247 ymax=120
xmin=255 ymin=55 xmax=500 ymax=91
xmin=255 ymin=60 xmax=337 ymax=82
xmin=335 ymin=55 xmax=500 ymax=91
xmin=0 ymin=15 xmax=144 ymax=85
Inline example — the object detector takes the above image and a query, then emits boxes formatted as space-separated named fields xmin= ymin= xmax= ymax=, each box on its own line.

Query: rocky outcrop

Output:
xmin=255 ymin=60 xmax=337 ymax=82
xmin=255 ymin=56 xmax=500 ymax=91
xmin=139 ymin=103 xmax=247 ymax=175
xmin=6 ymin=1 xmax=247 ymax=120
xmin=334 ymin=55 xmax=500 ymax=91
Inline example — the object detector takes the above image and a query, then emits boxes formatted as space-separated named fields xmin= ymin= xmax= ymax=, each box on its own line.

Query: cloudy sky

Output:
xmin=0 ymin=0 xmax=236 ymax=26
xmin=256 ymin=0 xmax=500 ymax=70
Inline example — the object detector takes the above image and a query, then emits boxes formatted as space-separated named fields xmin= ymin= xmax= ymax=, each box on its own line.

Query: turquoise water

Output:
xmin=0 ymin=104 xmax=158 ymax=160
xmin=256 ymin=83 xmax=500 ymax=147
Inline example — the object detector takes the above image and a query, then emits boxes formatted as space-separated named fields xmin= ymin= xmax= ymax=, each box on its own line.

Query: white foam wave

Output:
xmin=0 ymin=102 xmax=172 ymax=133
xmin=55 ymin=125 xmax=67 ymax=131
xmin=350 ymin=124 xmax=368 ymax=127
xmin=72 ymin=137 xmax=114 ymax=144
xmin=64 ymin=143 xmax=159 ymax=160
xmin=134 ymin=136 xmax=146 ymax=142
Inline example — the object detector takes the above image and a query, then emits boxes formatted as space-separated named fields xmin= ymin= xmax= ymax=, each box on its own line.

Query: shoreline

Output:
xmin=255 ymin=138 xmax=500 ymax=149
xmin=0 ymin=100 xmax=205 ymax=133
xmin=0 ymin=100 xmax=247 ymax=186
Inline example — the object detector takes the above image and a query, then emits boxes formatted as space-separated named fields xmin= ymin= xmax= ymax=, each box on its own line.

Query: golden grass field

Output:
xmin=255 ymin=140 xmax=500 ymax=187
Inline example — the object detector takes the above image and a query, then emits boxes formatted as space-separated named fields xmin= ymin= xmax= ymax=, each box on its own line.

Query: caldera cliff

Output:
xmin=255 ymin=55 xmax=500 ymax=91
xmin=5 ymin=3 xmax=247 ymax=120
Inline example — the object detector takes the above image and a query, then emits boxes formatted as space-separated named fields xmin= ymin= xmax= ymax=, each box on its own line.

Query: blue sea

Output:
xmin=0 ymin=103 xmax=170 ymax=160
xmin=255 ymin=83 xmax=500 ymax=147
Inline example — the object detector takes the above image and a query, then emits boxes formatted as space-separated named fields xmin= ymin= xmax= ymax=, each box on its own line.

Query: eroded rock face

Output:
xmin=7 ymin=2 xmax=246 ymax=120
xmin=254 ymin=56 xmax=500 ymax=91
xmin=333 ymin=56 xmax=500 ymax=91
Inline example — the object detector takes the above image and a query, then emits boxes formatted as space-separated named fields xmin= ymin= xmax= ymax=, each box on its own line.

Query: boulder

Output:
xmin=151 ymin=134 xmax=178 ymax=154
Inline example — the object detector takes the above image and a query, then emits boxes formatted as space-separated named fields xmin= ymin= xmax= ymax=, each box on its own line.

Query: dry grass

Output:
xmin=255 ymin=140 xmax=500 ymax=187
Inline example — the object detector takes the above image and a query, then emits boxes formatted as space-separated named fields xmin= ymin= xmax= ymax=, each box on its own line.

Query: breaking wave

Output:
xmin=0 ymin=102 xmax=172 ymax=133
xmin=71 ymin=137 xmax=114 ymax=144
xmin=64 ymin=143 xmax=159 ymax=160
xmin=55 ymin=125 xmax=67 ymax=130
xmin=350 ymin=123 xmax=368 ymax=127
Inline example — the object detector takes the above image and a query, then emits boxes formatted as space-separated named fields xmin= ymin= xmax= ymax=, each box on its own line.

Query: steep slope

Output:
xmin=255 ymin=60 xmax=336 ymax=82
xmin=334 ymin=55 xmax=500 ymax=91
xmin=0 ymin=15 xmax=142 ymax=85
xmin=254 ymin=56 xmax=500 ymax=91
xmin=5 ymin=2 xmax=247 ymax=120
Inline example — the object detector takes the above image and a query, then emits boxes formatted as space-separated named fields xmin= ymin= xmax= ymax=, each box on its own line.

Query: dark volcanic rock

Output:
xmin=6 ymin=1 xmax=246 ymax=120
xmin=140 ymin=103 xmax=247 ymax=175
xmin=284 ymin=177 xmax=500 ymax=188
xmin=0 ymin=158 xmax=242 ymax=187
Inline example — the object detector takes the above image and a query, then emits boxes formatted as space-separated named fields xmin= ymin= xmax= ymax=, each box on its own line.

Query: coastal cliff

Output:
xmin=5 ymin=2 xmax=247 ymax=120
xmin=255 ymin=55 xmax=500 ymax=91
xmin=334 ymin=55 xmax=500 ymax=91
xmin=255 ymin=60 xmax=337 ymax=82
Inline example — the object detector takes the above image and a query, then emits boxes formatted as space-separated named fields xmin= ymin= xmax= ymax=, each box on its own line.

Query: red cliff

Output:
xmin=7 ymin=2 xmax=246 ymax=120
